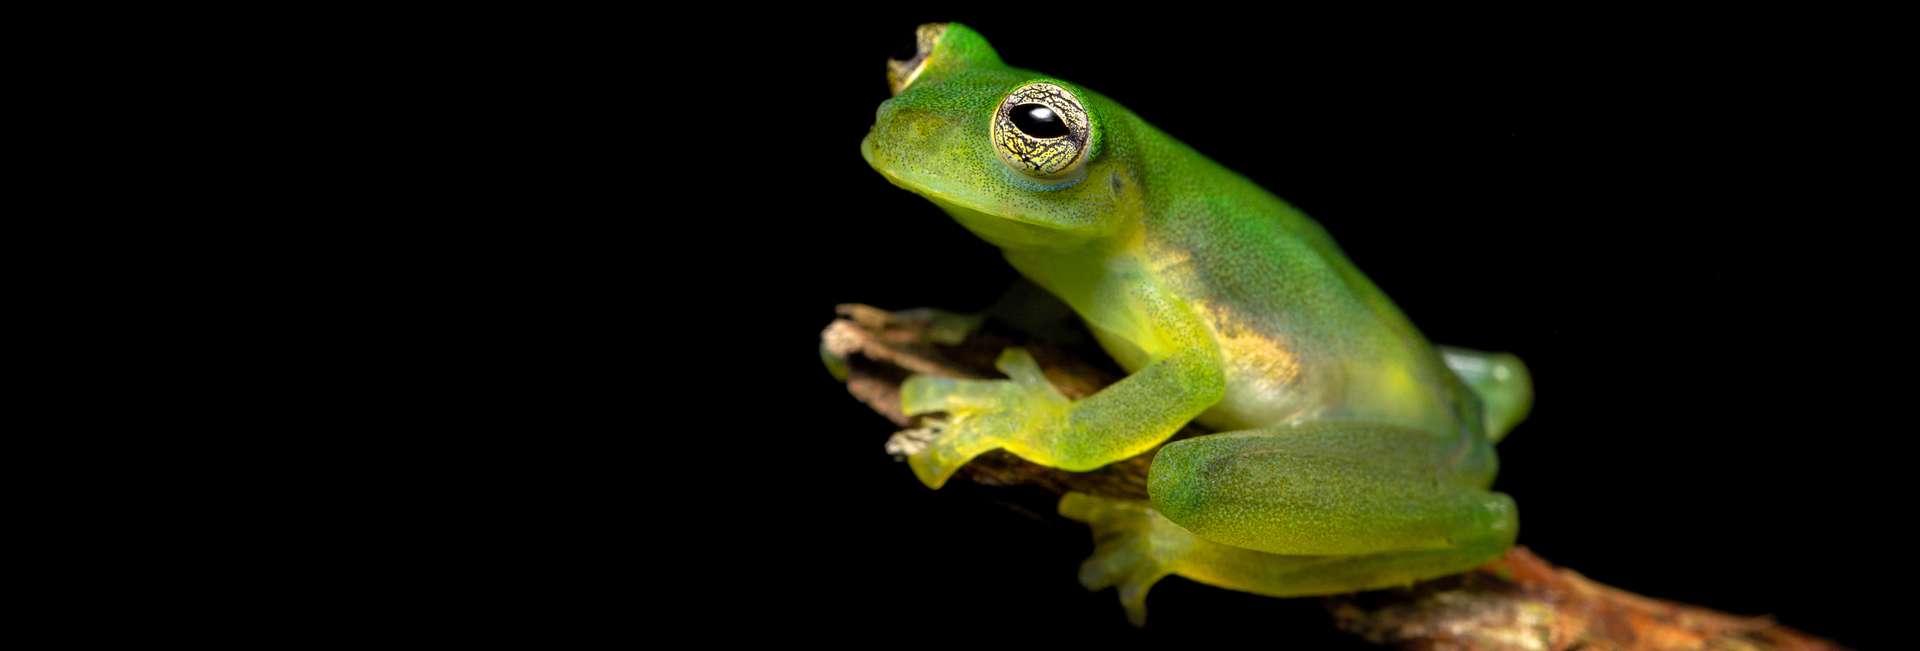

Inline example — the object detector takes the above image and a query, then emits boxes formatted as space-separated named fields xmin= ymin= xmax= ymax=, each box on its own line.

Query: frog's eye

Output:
xmin=993 ymin=82 xmax=1092 ymax=180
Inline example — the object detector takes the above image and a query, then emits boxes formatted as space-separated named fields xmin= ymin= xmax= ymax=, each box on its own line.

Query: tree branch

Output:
xmin=822 ymin=304 xmax=1845 ymax=650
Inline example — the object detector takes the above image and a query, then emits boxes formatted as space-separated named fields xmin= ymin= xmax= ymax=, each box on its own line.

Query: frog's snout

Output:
xmin=861 ymin=99 xmax=898 ymax=167
xmin=865 ymin=98 xmax=940 ymax=169
xmin=872 ymin=98 xmax=897 ymax=132
xmin=863 ymin=96 xmax=962 ymax=188
xmin=866 ymin=98 xmax=945 ymax=147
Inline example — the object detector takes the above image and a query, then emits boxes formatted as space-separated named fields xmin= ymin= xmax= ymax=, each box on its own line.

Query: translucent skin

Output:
xmin=861 ymin=23 xmax=1532 ymax=626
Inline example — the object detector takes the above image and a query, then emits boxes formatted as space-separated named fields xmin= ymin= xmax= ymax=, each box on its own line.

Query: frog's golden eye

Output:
xmin=993 ymin=82 xmax=1092 ymax=180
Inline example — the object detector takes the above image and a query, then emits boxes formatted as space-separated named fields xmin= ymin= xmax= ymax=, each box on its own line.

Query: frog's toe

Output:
xmin=902 ymin=423 xmax=979 ymax=489
xmin=897 ymin=350 xmax=1073 ymax=489
xmin=890 ymin=307 xmax=986 ymax=345
xmin=900 ymin=348 xmax=1062 ymax=417
xmin=1081 ymin=538 xmax=1167 ymax=627
xmin=1060 ymin=492 xmax=1173 ymax=627
xmin=900 ymin=375 xmax=1004 ymax=416
xmin=898 ymin=415 xmax=1005 ymax=489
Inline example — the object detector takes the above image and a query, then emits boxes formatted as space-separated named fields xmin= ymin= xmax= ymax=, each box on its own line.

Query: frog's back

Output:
xmin=1131 ymin=129 xmax=1472 ymax=436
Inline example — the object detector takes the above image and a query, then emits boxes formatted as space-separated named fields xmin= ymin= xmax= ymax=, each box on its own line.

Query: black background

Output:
xmin=550 ymin=9 xmax=1900 ymax=647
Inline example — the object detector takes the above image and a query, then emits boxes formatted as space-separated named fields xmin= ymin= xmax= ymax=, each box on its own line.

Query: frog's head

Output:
xmin=862 ymin=24 xmax=1144 ymax=250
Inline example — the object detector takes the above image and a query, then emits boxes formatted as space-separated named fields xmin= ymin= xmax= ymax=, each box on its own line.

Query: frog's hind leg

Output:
xmin=1060 ymin=491 xmax=1513 ymax=627
xmin=1148 ymin=422 xmax=1517 ymax=557
xmin=1058 ymin=493 xmax=1171 ymax=626
xmin=1064 ymin=422 xmax=1517 ymax=623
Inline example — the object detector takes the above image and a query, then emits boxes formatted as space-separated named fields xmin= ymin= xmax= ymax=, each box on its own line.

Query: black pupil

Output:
xmin=1010 ymin=104 xmax=1070 ymax=138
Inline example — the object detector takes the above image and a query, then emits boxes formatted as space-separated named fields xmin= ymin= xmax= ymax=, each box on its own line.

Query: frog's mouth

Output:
xmin=862 ymin=136 xmax=1087 ymax=249
xmin=887 ymin=23 xmax=945 ymax=96
xmin=860 ymin=134 xmax=997 ymax=216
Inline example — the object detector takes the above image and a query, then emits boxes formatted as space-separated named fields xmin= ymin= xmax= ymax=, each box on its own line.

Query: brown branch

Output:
xmin=822 ymin=304 xmax=1846 ymax=651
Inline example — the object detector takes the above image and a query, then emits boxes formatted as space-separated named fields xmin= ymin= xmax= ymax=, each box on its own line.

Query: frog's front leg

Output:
xmin=899 ymin=293 xmax=1225 ymax=488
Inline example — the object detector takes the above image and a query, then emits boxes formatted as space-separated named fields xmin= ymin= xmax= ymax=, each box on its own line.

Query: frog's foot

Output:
xmin=1062 ymin=484 xmax=1515 ymax=627
xmin=833 ymin=304 xmax=986 ymax=346
xmin=899 ymin=348 xmax=1068 ymax=488
xmin=1058 ymin=492 xmax=1180 ymax=627
xmin=890 ymin=307 xmax=986 ymax=345
xmin=1439 ymin=346 xmax=1533 ymax=443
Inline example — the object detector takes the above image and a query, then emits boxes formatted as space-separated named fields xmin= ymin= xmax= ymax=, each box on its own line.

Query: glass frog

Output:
xmin=858 ymin=23 xmax=1531 ymax=626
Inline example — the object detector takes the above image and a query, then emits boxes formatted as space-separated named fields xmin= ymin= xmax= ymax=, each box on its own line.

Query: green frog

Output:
xmin=858 ymin=23 xmax=1531 ymax=626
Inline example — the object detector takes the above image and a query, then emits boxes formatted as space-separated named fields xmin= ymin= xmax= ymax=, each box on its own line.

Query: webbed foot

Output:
xmin=899 ymin=347 xmax=1068 ymax=488
xmin=1058 ymin=492 xmax=1180 ymax=626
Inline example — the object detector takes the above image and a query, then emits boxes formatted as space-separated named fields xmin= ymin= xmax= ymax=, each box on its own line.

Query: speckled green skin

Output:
xmin=860 ymin=23 xmax=1531 ymax=626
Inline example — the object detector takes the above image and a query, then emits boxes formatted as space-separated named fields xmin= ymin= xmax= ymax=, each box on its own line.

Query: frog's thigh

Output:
xmin=1148 ymin=423 xmax=1518 ymax=556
